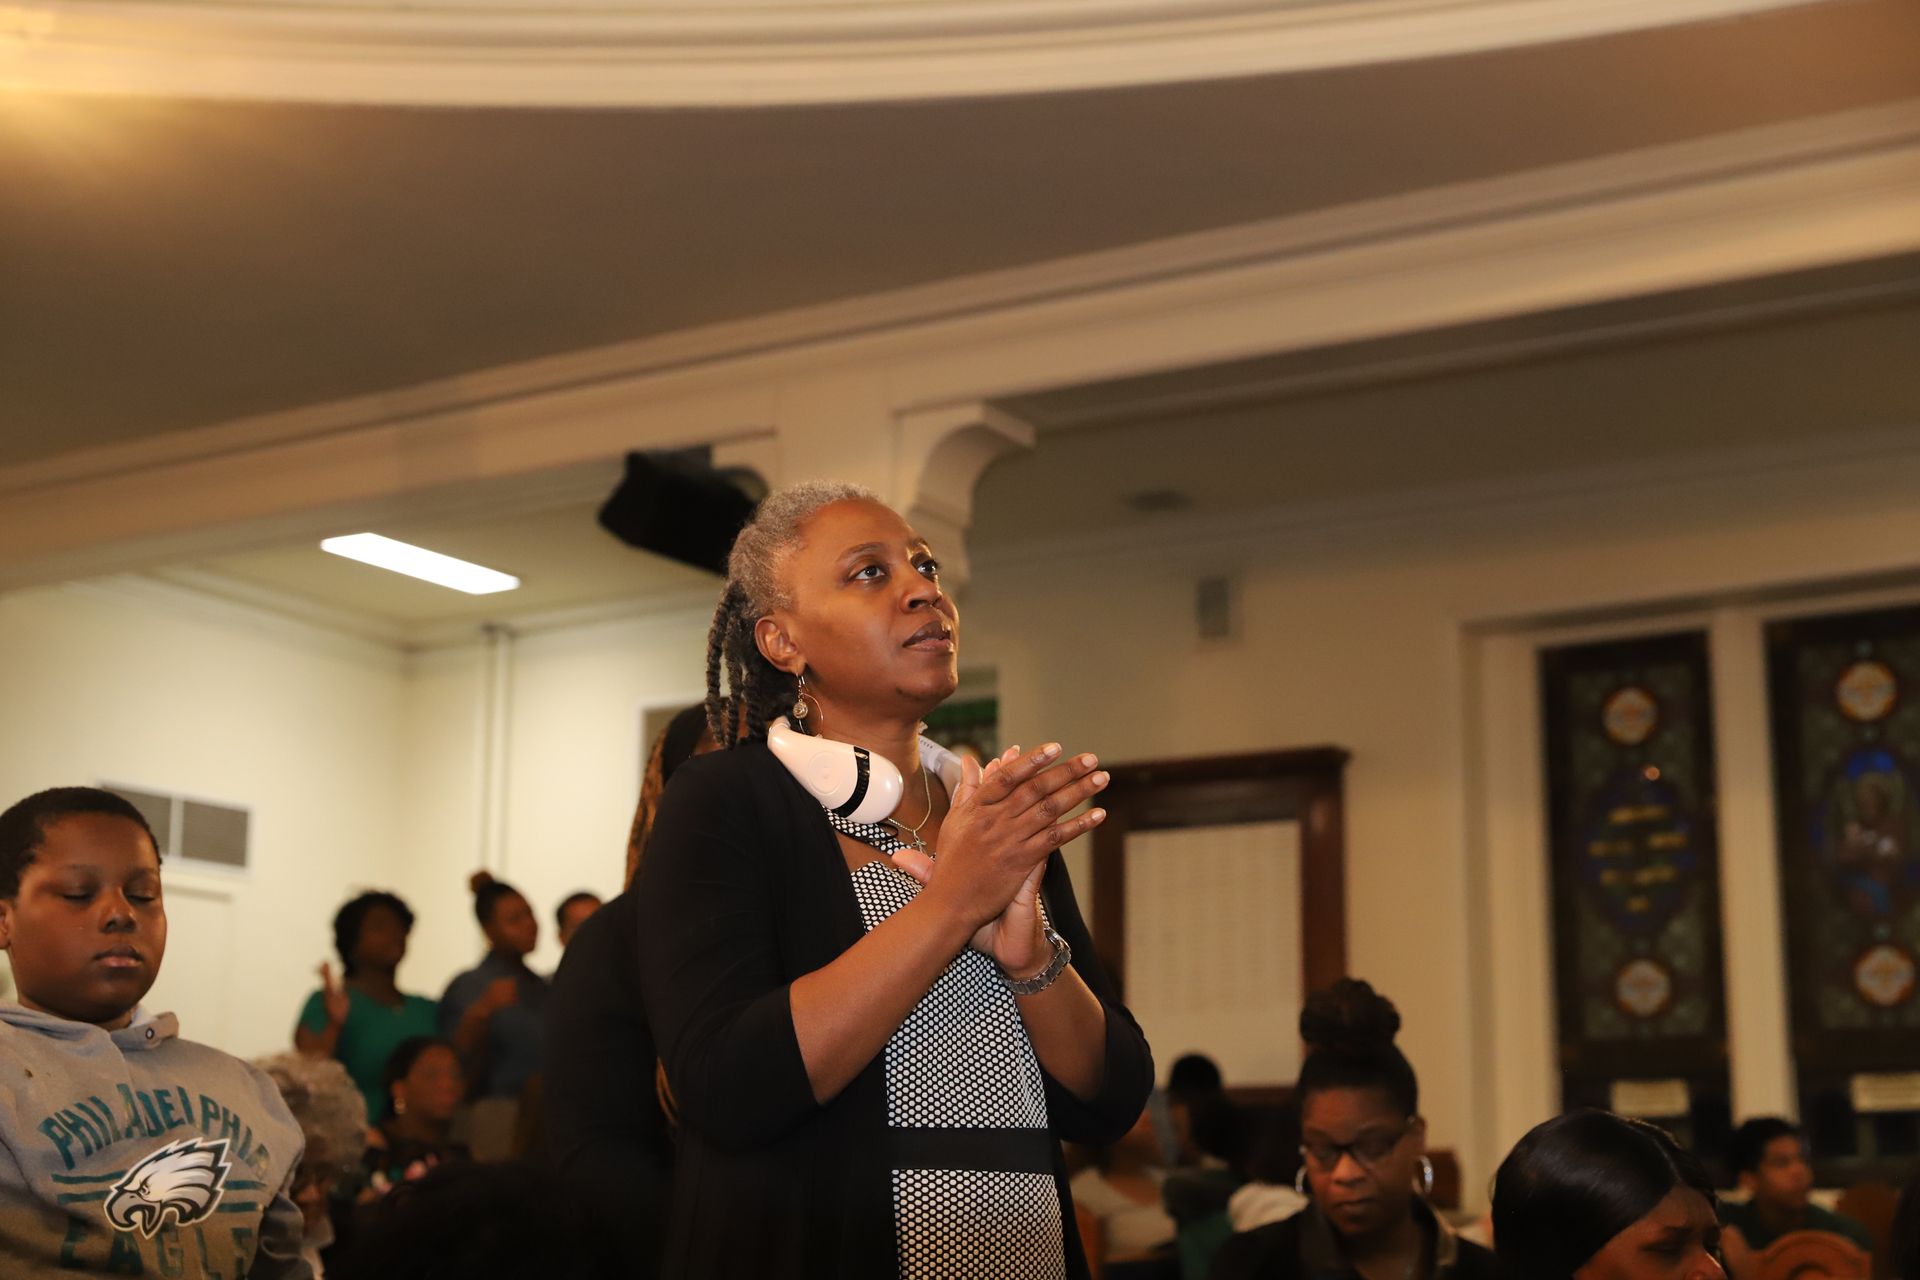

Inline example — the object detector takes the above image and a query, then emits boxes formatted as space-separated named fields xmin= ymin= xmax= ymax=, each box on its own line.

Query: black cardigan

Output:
xmin=1210 ymin=1203 xmax=1509 ymax=1280
xmin=543 ymin=888 xmax=671 ymax=1277
xmin=635 ymin=741 xmax=1155 ymax=1279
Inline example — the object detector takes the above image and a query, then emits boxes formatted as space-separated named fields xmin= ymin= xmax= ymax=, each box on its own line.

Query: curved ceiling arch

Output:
xmin=3 ymin=0 xmax=1825 ymax=107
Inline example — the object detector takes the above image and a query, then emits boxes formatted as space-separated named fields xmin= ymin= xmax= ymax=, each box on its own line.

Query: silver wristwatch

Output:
xmin=1001 ymin=927 xmax=1071 ymax=996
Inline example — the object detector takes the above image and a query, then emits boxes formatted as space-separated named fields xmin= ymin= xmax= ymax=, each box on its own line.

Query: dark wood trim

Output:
xmin=1089 ymin=746 xmax=1349 ymax=1010
xmin=1094 ymin=746 xmax=1350 ymax=786
xmin=1301 ymin=784 xmax=1347 ymax=996
xmin=1224 ymin=1085 xmax=1296 ymax=1110
xmin=1090 ymin=795 xmax=1130 ymax=989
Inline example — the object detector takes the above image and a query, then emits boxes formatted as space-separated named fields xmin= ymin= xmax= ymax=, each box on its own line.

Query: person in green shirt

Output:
xmin=294 ymin=891 xmax=439 ymax=1123
xmin=1720 ymin=1117 xmax=1875 ymax=1262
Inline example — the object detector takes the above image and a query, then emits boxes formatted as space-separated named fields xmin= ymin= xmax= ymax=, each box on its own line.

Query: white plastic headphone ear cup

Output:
xmin=767 ymin=716 xmax=907 ymax=825
xmin=846 ymin=758 xmax=905 ymax=826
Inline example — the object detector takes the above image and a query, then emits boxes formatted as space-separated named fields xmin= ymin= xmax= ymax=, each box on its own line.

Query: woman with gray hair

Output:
xmin=636 ymin=481 xmax=1154 ymax=1279
xmin=255 ymin=1051 xmax=368 ymax=1279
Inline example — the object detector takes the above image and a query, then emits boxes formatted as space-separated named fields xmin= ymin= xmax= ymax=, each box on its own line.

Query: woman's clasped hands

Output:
xmin=889 ymin=743 xmax=1109 ymax=981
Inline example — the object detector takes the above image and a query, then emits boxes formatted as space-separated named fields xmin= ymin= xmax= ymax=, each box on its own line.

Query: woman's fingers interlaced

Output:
xmin=971 ymin=743 xmax=1061 ymax=804
xmin=1029 ymin=795 xmax=1108 ymax=852
xmin=1007 ymin=755 xmax=1107 ymax=831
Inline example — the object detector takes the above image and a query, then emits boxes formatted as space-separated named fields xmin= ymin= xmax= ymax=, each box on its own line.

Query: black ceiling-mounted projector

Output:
xmin=596 ymin=451 xmax=761 ymax=576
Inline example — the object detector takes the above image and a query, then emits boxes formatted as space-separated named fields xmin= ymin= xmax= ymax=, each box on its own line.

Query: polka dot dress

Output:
xmin=850 ymin=858 xmax=1067 ymax=1280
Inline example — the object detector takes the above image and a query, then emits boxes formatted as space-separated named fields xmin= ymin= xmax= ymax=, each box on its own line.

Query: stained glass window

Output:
xmin=1767 ymin=604 xmax=1920 ymax=1177
xmin=1541 ymin=633 xmax=1731 ymax=1164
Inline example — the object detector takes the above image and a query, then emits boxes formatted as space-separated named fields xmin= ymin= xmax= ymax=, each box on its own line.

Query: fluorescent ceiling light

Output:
xmin=320 ymin=533 xmax=520 ymax=595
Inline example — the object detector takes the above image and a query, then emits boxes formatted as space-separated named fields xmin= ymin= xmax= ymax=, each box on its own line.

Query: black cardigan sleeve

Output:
xmin=1037 ymin=849 xmax=1155 ymax=1144
xmin=635 ymin=754 xmax=824 ymax=1153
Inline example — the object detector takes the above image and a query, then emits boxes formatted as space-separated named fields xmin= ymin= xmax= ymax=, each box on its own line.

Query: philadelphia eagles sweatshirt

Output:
xmin=0 ymin=1002 xmax=310 ymax=1278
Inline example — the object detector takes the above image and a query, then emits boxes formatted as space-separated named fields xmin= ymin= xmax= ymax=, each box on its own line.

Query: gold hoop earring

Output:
xmin=1416 ymin=1155 xmax=1434 ymax=1198
xmin=791 ymin=672 xmax=811 ymax=723
xmin=393 ymin=1095 xmax=407 ymax=1116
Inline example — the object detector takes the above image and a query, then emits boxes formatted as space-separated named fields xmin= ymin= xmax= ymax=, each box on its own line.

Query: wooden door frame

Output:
xmin=1088 ymin=746 xmax=1350 ymax=1003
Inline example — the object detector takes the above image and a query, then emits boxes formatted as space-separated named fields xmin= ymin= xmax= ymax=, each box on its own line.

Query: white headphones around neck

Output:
xmin=766 ymin=716 xmax=905 ymax=825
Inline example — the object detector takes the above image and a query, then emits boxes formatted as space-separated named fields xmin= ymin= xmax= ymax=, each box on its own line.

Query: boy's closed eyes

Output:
xmin=0 ymin=811 xmax=167 ymax=1030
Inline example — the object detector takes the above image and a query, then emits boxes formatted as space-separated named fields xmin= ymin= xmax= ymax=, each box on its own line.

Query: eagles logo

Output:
xmin=105 ymin=1138 xmax=232 ymax=1238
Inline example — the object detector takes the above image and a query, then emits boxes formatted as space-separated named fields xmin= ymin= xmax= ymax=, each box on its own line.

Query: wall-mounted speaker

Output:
xmin=596 ymin=451 xmax=761 ymax=575
xmin=1196 ymin=575 xmax=1234 ymax=640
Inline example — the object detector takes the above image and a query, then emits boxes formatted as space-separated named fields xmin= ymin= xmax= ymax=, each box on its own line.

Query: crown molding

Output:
xmin=4 ymin=99 xmax=1913 ymax=497
xmin=55 ymin=420 xmax=1920 ymax=666
xmin=0 ymin=0 xmax=1821 ymax=108
xmin=968 ymin=420 xmax=1920 ymax=577
xmin=1 ymin=101 xmax=1916 ymax=588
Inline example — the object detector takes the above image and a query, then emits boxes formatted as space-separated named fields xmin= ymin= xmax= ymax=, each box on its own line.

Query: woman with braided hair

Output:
xmin=635 ymin=481 xmax=1153 ymax=1279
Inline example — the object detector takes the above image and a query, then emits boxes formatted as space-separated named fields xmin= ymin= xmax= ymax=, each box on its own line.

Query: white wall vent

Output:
xmin=102 ymin=784 xmax=251 ymax=873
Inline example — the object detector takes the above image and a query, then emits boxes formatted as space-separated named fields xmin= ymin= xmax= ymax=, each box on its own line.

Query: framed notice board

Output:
xmin=1768 ymin=603 xmax=1920 ymax=1180
xmin=1089 ymin=747 xmax=1347 ymax=1101
xmin=1541 ymin=632 xmax=1732 ymax=1169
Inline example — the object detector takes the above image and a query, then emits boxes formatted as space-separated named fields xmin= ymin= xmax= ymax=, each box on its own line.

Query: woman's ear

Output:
xmin=754 ymin=614 xmax=802 ymax=676
xmin=0 ymin=898 xmax=13 ymax=950
xmin=1410 ymin=1116 xmax=1429 ymax=1153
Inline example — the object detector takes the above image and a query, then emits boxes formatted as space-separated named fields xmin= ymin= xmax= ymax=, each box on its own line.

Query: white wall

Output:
xmin=0 ymin=580 xmax=406 ymax=1060
xmin=392 ymin=609 xmax=712 ymax=989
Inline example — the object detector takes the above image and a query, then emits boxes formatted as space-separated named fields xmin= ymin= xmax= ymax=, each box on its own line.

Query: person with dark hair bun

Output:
xmin=295 ymin=890 xmax=438 ymax=1123
xmin=1492 ymin=1109 xmax=1722 ymax=1280
xmin=1212 ymin=978 xmax=1502 ymax=1280
xmin=438 ymin=872 xmax=547 ymax=1100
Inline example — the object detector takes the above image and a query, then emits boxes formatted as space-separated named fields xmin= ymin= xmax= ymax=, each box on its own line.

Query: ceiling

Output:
xmin=4 ymin=0 xmax=1918 ymax=458
xmin=976 ymin=287 xmax=1920 ymax=549
xmin=162 ymin=281 xmax=1920 ymax=637
xmin=175 ymin=484 xmax=718 ymax=630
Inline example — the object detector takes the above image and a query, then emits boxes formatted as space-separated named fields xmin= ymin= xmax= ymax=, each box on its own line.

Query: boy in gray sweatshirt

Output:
xmin=0 ymin=787 xmax=309 ymax=1278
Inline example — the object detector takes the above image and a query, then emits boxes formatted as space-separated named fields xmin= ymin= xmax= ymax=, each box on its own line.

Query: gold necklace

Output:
xmin=886 ymin=765 xmax=936 ymax=853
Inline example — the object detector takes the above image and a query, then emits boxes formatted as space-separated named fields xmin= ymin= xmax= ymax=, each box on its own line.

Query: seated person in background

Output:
xmin=1211 ymin=979 xmax=1502 ymax=1280
xmin=1720 ymin=1118 xmax=1873 ymax=1266
xmin=364 ymin=1037 xmax=468 ymax=1194
xmin=327 ymin=1162 xmax=624 ymax=1280
xmin=553 ymin=892 xmax=601 ymax=950
xmin=1494 ymin=1109 xmax=1720 ymax=1280
xmin=294 ymin=891 xmax=439 ymax=1126
xmin=1163 ymin=1055 xmax=1228 ymax=1162
xmin=439 ymin=873 xmax=548 ymax=1102
xmin=1227 ymin=1110 xmax=1308 ymax=1235
xmin=1891 ymin=1171 xmax=1920 ymax=1280
xmin=0 ymin=786 xmax=309 ymax=1277
xmin=1159 ymin=1055 xmax=1253 ymax=1279
xmin=1069 ymin=1111 xmax=1180 ymax=1278
xmin=256 ymin=1053 xmax=370 ymax=1279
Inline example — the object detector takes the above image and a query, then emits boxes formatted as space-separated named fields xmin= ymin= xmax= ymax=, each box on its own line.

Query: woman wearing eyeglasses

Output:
xmin=1211 ymin=979 xmax=1503 ymax=1280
